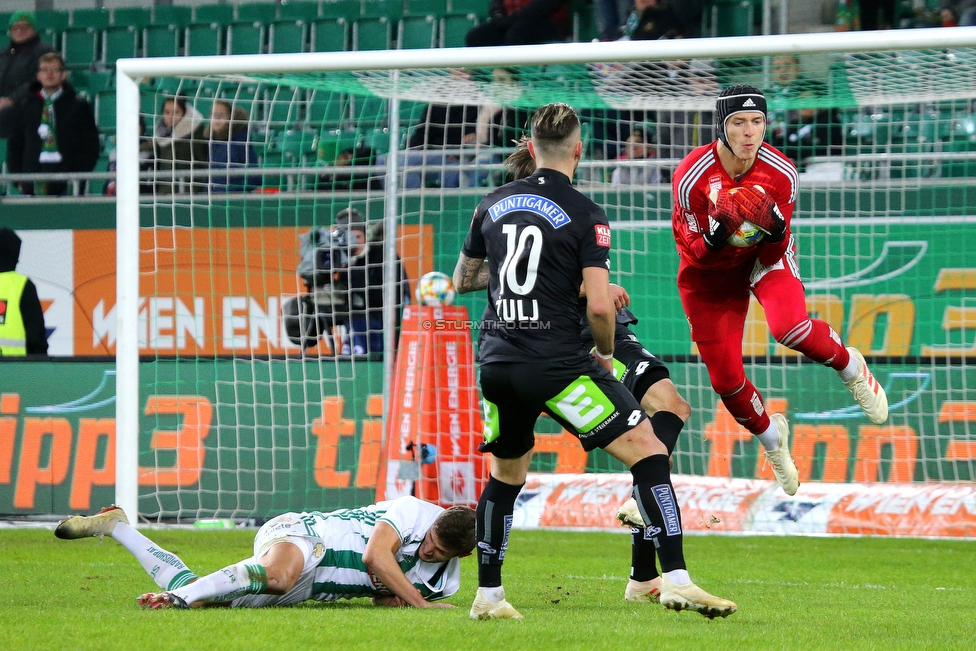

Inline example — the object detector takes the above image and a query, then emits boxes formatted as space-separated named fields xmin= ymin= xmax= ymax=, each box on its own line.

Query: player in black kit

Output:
xmin=454 ymin=103 xmax=735 ymax=620
xmin=506 ymin=135 xmax=693 ymax=605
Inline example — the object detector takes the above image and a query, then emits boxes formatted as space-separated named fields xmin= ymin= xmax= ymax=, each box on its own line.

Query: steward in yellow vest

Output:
xmin=0 ymin=227 xmax=48 ymax=357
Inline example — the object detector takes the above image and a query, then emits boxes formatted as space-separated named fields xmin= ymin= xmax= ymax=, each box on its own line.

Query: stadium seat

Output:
xmin=398 ymin=15 xmax=437 ymax=48
xmin=95 ymin=90 xmax=117 ymax=134
xmin=278 ymin=128 xmax=320 ymax=166
xmin=112 ymin=7 xmax=152 ymax=29
xmin=439 ymin=13 xmax=478 ymax=48
xmin=194 ymin=4 xmax=236 ymax=26
xmin=311 ymin=18 xmax=350 ymax=51
xmin=62 ymin=27 xmax=99 ymax=70
xmin=185 ymin=23 xmax=224 ymax=57
xmin=36 ymin=9 xmax=70 ymax=36
xmin=448 ymin=0 xmax=487 ymax=19
xmin=0 ymin=13 xmax=11 ymax=30
xmin=72 ymin=8 xmax=111 ymax=30
xmin=350 ymin=95 xmax=389 ymax=130
xmin=406 ymin=0 xmax=449 ymax=17
xmin=237 ymin=2 xmax=279 ymax=24
xmin=74 ymin=70 xmax=114 ymax=96
xmin=265 ymin=87 xmax=305 ymax=128
xmin=320 ymin=0 xmax=364 ymax=20
xmin=307 ymin=90 xmax=348 ymax=127
xmin=572 ymin=0 xmax=599 ymax=42
xmin=227 ymin=22 xmax=266 ymax=55
xmin=702 ymin=0 xmax=754 ymax=37
xmin=354 ymin=17 xmax=392 ymax=50
xmin=361 ymin=0 xmax=403 ymax=19
xmin=270 ymin=20 xmax=308 ymax=53
xmin=280 ymin=1 xmax=322 ymax=22
xmin=152 ymin=5 xmax=193 ymax=28
xmin=103 ymin=26 xmax=139 ymax=67
xmin=144 ymin=25 xmax=181 ymax=58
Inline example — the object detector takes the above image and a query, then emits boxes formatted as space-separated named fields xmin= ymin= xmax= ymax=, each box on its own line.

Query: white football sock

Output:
xmin=173 ymin=561 xmax=267 ymax=605
xmin=111 ymin=522 xmax=197 ymax=591
xmin=663 ymin=569 xmax=691 ymax=586
xmin=756 ymin=424 xmax=780 ymax=452
xmin=838 ymin=354 xmax=859 ymax=383
xmin=478 ymin=586 xmax=507 ymax=603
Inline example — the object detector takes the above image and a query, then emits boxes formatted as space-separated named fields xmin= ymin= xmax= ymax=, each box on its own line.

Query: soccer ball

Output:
xmin=727 ymin=220 xmax=765 ymax=248
xmin=416 ymin=271 xmax=456 ymax=306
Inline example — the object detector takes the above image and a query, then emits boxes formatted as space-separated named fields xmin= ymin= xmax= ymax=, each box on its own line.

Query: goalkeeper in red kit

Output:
xmin=670 ymin=84 xmax=888 ymax=496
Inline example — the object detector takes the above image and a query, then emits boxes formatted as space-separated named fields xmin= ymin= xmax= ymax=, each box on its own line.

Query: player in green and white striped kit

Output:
xmin=55 ymin=496 xmax=476 ymax=610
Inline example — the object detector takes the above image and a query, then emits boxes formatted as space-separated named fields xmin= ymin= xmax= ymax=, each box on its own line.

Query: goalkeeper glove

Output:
xmin=733 ymin=186 xmax=786 ymax=242
xmin=711 ymin=188 xmax=745 ymax=232
xmin=702 ymin=216 xmax=731 ymax=251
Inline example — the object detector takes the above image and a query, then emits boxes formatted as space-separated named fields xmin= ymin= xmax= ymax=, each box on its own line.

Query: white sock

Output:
xmin=173 ymin=561 xmax=267 ymax=605
xmin=111 ymin=522 xmax=197 ymax=591
xmin=838 ymin=354 xmax=859 ymax=383
xmin=663 ymin=569 xmax=691 ymax=586
xmin=756 ymin=424 xmax=780 ymax=452
xmin=478 ymin=586 xmax=506 ymax=603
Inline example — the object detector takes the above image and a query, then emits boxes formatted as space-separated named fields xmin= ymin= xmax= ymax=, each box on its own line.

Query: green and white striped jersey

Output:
xmin=233 ymin=496 xmax=459 ymax=607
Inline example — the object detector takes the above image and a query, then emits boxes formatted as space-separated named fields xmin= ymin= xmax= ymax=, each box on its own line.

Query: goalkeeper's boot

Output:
xmin=469 ymin=587 xmax=523 ymax=620
xmin=138 ymin=592 xmax=190 ymax=610
xmin=763 ymin=414 xmax=799 ymax=496
xmin=659 ymin=577 xmax=737 ymax=619
xmin=844 ymin=347 xmax=889 ymax=425
xmin=625 ymin=578 xmax=661 ymax=603
xmin=616 ymin=498 xmax=645 ymax=528
xmin=55 ymin=505 xmax=128 ymax=540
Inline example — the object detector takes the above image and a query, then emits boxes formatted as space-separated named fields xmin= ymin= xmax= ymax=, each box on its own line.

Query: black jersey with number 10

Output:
xmin=461 ymin=168 xmax=612 ymax=364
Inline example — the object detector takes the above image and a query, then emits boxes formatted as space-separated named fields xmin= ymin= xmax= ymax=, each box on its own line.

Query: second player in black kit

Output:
xmin=455 ymin=103 xmax=736 ymax=621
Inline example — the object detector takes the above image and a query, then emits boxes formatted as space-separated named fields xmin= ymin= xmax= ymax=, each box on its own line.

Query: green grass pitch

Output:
xmin=0 ymin=528 xmax=973 ymax=651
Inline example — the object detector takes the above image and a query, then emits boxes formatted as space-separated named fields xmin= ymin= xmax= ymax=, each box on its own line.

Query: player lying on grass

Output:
xmin=55 ymin=496 xmax=476 ymax=610
xmin=507 ymin=140 xmax=693 ymax=607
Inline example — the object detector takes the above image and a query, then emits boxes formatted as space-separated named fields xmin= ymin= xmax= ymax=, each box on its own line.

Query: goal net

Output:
xmin=115 ymin=28 xmax=976 ymax=536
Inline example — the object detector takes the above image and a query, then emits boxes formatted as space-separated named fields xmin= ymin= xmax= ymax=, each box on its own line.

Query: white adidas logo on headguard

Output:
xmin=742 ymin=98 xmax=756 ymax=107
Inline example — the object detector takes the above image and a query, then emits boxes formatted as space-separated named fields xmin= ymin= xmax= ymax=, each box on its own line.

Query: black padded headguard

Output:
xmin=715 ymin=84 xmax=767 ymax=153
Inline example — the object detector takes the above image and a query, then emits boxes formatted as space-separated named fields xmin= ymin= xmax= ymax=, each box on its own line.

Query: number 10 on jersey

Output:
xmin=497 ymin=224 xmax=542 ymax=322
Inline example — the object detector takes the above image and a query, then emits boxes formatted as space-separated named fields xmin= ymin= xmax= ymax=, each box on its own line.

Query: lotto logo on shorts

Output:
xmin=594 ymin=224 xmax=611 ymax=247
xmin=651 ymin=485 xmax=682 ymax=536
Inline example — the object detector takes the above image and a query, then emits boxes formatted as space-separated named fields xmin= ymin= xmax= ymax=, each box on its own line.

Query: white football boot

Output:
xmin=764 ymin=414 xmax=799 ymax=496
xmin=659 ymin=577 xmax=737 ymax=619
xmin=844 ymin=347 xmax=889 ymax=425
xmin=55 ymin=505 xmax=128 ymax=540
xmin=469 ymin=587 xmax=524 ymax=620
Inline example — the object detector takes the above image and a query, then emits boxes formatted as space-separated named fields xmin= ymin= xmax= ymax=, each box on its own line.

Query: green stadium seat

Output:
xmin=144 ymin=24 xmax=181 ymax=58
xmin=307 ymin=90 xmax=347 ymax=127
xmin=406 ymin=0 xmax=449 ymax=17
xmin=74 ymin=69 xmax=114 ymax=96
xmin=72 ymin=8 xmax=111 ymax=29
xmin=270 ymin=20 xmax=308 ymax=53
xmin=398 ymin=15 xmax=437 ymax=48
xmin=447 ymin=0 xmax=486 ymax=19
xmin=103 ymin=26 xmax=139 ymax=67
xmin=361 ymin=0 xmax=404 ymax=19
xmin=194 ymin=4 xmax=236 ymax=26
xmin=439 ymin=13 xmax=477 ymax=48
xmin=311 ymin=18 xmax=350 ymax=51
xmin=315 ymin=127 xmax=360 ymax=165
xmin=703 ymin=0 xmax=754 ymax=38
xmin=350 ymin=95 xmax=388 ymax=129
xmin=321 ymin=0 xmax=363 ymax=19
xmin=280 ymin=1 xmax=322 ymax=22
xmin=0 ymin=13 xmax=11 ymax=31
xmin=227 ymin=83 xmax=263 ymax=119
xmin=185 ymin=23 xmax=224 ymax=57
xmin=96 ymin=90 xmax=117 ymax=133
xmin=399 ymin=100 xmax=428 ymax=124
xmin=572 ymin=1 xmax=598 ymax=42
xmin=237 ymin=2 xmax=279 ymax=24
xmin=354 ymin=17 xmax=392 ymax=50
xmin=152 ymin=5 xmax=193 ymax=28
xmin=227 ymin=22 xmax=266 ymax=55
xmin=62 ymin=27 xmax=99 ymax=70
xmin=278 ymin=128 xmax=320 ymax=165
xmin=112 ymin=7 xmax=152 ymax=29
xmin=266 ymin=87 xmax=305 ymax=128
xmin=36 ymin=9 xmax=70 ymax=34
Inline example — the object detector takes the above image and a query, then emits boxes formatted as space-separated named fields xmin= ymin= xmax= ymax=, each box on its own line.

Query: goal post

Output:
xmin=115 ymin=27 xmax=976 ymax=535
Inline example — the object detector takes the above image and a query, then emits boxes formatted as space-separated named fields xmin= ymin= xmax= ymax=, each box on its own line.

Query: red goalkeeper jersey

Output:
xmin=671 ymin=141 xmax=798 ymax=271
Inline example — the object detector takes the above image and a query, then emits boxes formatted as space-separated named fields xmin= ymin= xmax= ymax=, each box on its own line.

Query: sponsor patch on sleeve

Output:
xmin=594 ymin=224 xmax=611 ymax=248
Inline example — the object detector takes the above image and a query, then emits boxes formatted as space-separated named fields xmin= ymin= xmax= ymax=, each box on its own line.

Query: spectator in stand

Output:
xmin=206 ymin=100 xmax=260 ymax=193
xmin=465 ymin=0 xmax=570 ymax=47
xmin=0 ymin=11 xmax=54 ymax=111
xmin=333 ymin=208 xmax=409 ymax=356
xmin=765 ymin=54 xmax=843 ymax=170
xmin=153 ymin=95 xmax=208 ymax=194
xmin=594 ymin=0 xmax=633 ymax=40
xmin=611 ymin=127 xmax=660 ymax=185
xmin=860 ymin=0 xmax=897 ymax=30
xmin=0 ymin=52 xmax=99 ymax=196
xmin=941 ymin=1 xmax=976 ymax=26
xmin=318 ymin=145 xmax=381 ymax=191
xmin=0 ymin=227 xmax=48 ymax=358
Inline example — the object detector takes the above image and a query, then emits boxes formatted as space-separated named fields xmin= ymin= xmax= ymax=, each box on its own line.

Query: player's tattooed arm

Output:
xmin=453 ymin=253 xmax=489 ymax=294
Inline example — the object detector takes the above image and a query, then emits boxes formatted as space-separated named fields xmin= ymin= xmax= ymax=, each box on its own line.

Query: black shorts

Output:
xmin=611 ymin=333 xmax=670 ymax=403
xmin=478 ymin=356 xmax=648 ymax=459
